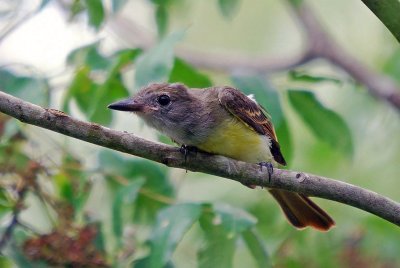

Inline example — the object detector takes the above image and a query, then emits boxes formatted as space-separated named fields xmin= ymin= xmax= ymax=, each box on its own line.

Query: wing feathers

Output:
xmin=218 ymin=87 xmax=286 ymax=165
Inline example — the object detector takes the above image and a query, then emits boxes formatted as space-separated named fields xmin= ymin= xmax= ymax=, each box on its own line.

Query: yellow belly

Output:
xmin=196 ymin=118 xmax=273 ymax=163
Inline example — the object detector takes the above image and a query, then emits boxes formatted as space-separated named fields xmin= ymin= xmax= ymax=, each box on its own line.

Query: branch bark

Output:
xmin=0 ymin=91 xmax=399 ymax=226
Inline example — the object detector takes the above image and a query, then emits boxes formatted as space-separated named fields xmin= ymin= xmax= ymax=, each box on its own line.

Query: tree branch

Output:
xmin=288 ymin=1 xmax=400 ymax=111
xmin=109 ymin=1 xmax=400 ymax=112
xmin=0 ymin=91 xmax=399 ymax=226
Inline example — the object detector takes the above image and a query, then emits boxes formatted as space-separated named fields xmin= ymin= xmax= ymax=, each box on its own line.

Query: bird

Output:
xmin=108 ymin=82 xmax=335 ymax=231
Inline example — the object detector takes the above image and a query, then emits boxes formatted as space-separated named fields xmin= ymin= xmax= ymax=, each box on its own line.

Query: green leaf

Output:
xmin=70 ymin=0 xmax=85 ymax=18
xmin=112 ymin=179 xmax=145 ymax=243
xmin=89 ymin=73 xmax=129 ymax=125
xmin=169 ymin=58 xmax=212 ymax=88
xmin=0 ymin=256 xmax=12 ymax=268
xmin=63 ymin=66 xmax=96 ymax=114
xmin=98 ymin=151 xmax=174 ymax=221
xmin=137 ymin=203 xmax=202 ymax=268
xmin=135 ymin=30 xmax=185 ymax=89
xmin=384 ymin=48 xmax=400 ymax=83
xmin=242 ymin=230 xmax=272 ymax=268
xmin=89 ymin=49 xmax=141 ymax=124
xmin=0 ymin=188 xmax=13 ymax=218
xmin=92 ymin=222 xmax=106 ymax=253
xmin=67 ymin=42 xmax=109 ymax=70
xmin=212 ymin=204 xmax=257 ymax=233
xmin=53 ymin=155 xmax=91 ymax=216
xmin=110 ymin=48 xmax=142 ymax=75
xmin=84 ymin=0 xmax=105 ymax=30
xmin=155 ymin=4 xmax=168 ymax=37
xmin=288 ymin=90 xmax=353 ymax=156
xmin=288 ymin=70 xmax=342 ymax=84
xmin=0 ymin=69 xmax=49 ymax=106
xmin=198 ymin=204 xmax=257 ymax=268
xmin=112 ymin=0 xmax=129 ymax=13
xmin=64 ymin=47 xmax=136 ymax=124
xmin=218 ymin=0 xmax=240 ymax=18
xmin=288 ymin=0 xmax=304 ymax=8
xmin=361 ymin=0 xmax=400 ymax=42
xmin=231 ymin=75 xmax=293 ymax=165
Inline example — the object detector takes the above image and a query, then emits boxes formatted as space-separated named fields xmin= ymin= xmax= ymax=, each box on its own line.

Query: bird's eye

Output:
xmin=157 ymin=95 xmax=170 ymax=106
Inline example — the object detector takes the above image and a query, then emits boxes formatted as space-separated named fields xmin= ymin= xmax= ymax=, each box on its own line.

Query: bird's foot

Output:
xmin=179 ymin=144 xmax=198 ymax=163
xmin=259 ymin=161 xmax=274 ymax=183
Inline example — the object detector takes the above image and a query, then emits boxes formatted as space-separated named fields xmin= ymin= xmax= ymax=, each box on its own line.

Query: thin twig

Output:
xmin=0 ymin=91 xmax=399 ymax=226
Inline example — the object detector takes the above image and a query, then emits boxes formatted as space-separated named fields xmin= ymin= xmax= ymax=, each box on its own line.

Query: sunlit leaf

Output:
xmin=218 ymin=0 xmax=240 ymax=18
xmin=136 ymin=203 xmax=202 ymax=268
xmin=232 ymin=75 xmax=293 ymax=165
xmin=0 ymin=69 xmax=49 ymax=106
xmin=135 ymin=30 xmax=185 ymax=89
xmin=242 ymin=230 xmax=272 ymax=268
xmin=288 ymin=90 xmax=353 ymax=156
xmin=112 ymin=179 xmax=145 ymax=243
xmin=84 ymin=0 xmax=105 ymax=30
xmin=169 ymin=58 xmax=212 ymax=88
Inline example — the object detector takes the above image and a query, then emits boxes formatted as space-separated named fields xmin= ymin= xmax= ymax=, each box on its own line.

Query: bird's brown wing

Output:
xmin=218 ymin=87 xmax=286 ymax=165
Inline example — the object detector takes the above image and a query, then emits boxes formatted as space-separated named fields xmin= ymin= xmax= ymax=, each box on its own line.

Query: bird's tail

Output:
xmin=268 ymin=189 xmax=335 ymax=231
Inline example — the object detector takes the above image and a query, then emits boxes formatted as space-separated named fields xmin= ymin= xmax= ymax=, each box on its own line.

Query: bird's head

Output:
xmin=108 ymin=83 xmax=198 ymax=136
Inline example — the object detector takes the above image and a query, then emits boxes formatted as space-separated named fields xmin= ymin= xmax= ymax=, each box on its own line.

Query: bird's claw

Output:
xmin=259 ymin=162 xmax=274 ymax=183
xmin=179 ymin=144 xmax=198 ymax=163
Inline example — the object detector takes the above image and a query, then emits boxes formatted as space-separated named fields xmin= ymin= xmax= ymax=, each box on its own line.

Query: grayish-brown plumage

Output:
xmin=108 ymin=83 xmax=335 ymax=231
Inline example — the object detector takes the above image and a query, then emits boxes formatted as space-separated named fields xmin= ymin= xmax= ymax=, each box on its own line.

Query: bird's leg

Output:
xmin=259 ymin=161 xmax=274 ymax=183
xmin=241 ymin=161 xmax=274 ymax=189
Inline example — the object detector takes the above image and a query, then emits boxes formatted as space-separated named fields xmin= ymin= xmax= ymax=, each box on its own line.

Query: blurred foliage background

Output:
xmin=0 ymin=0 xmax=399 ymax=267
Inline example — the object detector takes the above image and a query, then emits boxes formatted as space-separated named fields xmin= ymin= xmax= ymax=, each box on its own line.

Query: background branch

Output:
xmin=289 ymin=2 xmax=400 ymax=112
xmin=0 ymin=91 xmax=399 ymax=226
xmin=110 ymin=1 xmax=400 ymax=111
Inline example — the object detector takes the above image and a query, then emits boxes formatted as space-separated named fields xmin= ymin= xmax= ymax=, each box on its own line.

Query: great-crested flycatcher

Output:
xmin=108 ymin=83 xmax=335 ymax=231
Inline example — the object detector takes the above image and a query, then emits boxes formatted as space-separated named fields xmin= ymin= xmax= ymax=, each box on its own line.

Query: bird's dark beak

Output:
xmin=107 ymin=98 xmax=144 ymax=112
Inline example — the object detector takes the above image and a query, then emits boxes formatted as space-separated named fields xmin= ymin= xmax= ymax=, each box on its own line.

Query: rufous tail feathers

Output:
xmin=269 ymin=189 xmax=335 ymax=231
